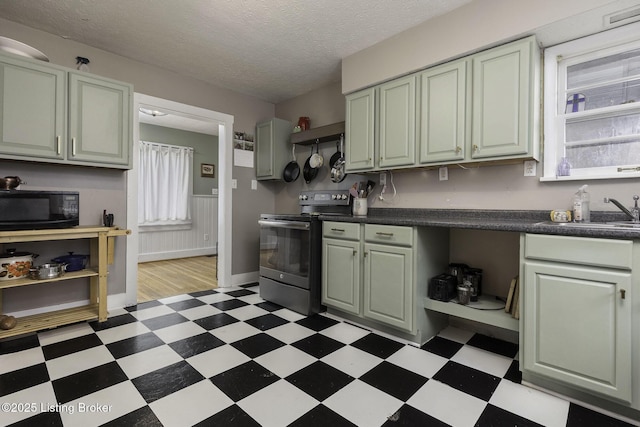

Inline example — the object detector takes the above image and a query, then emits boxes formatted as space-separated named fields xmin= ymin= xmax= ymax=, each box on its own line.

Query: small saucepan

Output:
xmin=0 ymin=176 xmax=25 ymax=190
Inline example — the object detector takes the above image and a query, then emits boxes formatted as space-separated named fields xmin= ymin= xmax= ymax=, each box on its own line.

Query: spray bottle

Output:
xmin=573 ymin=185 xmax=590 ymax=222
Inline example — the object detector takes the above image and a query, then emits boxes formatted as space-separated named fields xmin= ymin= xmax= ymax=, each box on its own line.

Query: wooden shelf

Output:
xmin=423 ymin=294 xmax=519 ymax=331
xmin=290 ymin=121 xmax=345 ymax=145
xmin=0 ymin=304 xmax=99 ymax=339
xmin=0 ymin=269 xmax=99 ymax=290
xmin=0 ymin=226 xmax=129 ymax=340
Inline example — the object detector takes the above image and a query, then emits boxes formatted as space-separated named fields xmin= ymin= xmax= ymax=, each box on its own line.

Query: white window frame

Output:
xmin=542 ymin=22 xmax=640 ymax=181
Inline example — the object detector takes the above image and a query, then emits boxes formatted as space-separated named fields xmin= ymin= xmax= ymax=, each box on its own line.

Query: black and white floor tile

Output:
xmin=0 ymin=284 xmax=636 ymax=427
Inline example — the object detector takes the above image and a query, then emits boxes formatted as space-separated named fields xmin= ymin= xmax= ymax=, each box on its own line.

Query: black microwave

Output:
xmin=0 ymin=190 xmax=79 ymax=230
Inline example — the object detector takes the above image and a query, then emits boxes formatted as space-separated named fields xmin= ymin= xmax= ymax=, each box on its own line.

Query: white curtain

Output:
xmin=138 ymin=141 xmax=193 ymax=225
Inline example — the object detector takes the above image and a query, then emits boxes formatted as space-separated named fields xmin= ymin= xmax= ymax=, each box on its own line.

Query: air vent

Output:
xmin=605 ymin=6 xmax=640 ymax=28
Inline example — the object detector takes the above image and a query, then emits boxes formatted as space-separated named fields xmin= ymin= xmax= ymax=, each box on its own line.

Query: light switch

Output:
xmin=231 ymin=179 xmax=237 ymax=189
xmin=251 ymin=179 xmax=257 ymax=190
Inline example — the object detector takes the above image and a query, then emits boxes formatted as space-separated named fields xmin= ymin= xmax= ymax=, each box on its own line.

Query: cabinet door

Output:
xmin=0 ymin=56 xmax=65 ymax=160
xmin=418 ymin=60 xmax=468 ymax=163
xmin=68 ymin=73 xmax=131 ymax=168
xmin=523 ymin=260 xmax=632 ymax=403
xmin=472 ymin=38 xmax=531 ymax=159
xmin=345 ymin=88 xmax=375 ymax=171
xmin=379 ymin=75 xmax=416 ymax=168
xmin=363 ymin=243 xmax=413 ymax=332
xmin=322 ymin=238 xmax=361 ymax=315
xmin=255 ymin=120 xmax=275 ymax=178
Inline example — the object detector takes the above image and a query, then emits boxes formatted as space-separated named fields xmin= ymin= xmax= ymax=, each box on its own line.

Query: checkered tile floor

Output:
xmin=0 ymin=284 xmax=635 ymax=426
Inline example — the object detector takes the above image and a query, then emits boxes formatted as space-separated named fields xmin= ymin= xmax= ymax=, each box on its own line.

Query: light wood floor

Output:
xmin=137 ymin=256 xmax=217 ymax=302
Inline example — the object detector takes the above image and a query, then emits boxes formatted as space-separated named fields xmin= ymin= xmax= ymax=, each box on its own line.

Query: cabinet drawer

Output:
xmin=365 ymin=224 xmax=413 ymax=247
xmin=524 ymin=234 xmax=633 ymax=270
xmin=323 ymin=221 xmax=361 ymax=240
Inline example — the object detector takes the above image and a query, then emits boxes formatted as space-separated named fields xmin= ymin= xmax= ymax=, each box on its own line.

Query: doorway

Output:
xmin=125 ymin=94 xmax=234 ymax=306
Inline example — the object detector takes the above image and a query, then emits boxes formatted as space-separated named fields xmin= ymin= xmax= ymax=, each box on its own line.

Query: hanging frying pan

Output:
xmin=329 ymin=140 xmax=341 ymax=169
xmin=303 ymin=145 xmax=319 ymax=183
xmin=282 ymin=145 xmax=300 ymax=182
xmin=330 ymin=134 xmax=347 ymax=183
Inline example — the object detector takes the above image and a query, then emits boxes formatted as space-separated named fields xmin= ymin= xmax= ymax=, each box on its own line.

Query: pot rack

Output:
xmin=290 ymin=121 xmax=345 ymax=145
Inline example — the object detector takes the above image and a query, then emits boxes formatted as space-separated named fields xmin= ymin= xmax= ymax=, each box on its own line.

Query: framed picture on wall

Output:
xmin=201 ymin=163 xmax=215 ymax=178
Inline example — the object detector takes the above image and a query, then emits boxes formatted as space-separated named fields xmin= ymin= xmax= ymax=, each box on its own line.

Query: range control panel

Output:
xmin=299 ymin=190 xmax=351 ymax=206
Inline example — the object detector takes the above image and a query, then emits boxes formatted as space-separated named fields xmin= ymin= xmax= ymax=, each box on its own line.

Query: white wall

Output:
xmin=139 ymin=195 xmax=218 ymax=262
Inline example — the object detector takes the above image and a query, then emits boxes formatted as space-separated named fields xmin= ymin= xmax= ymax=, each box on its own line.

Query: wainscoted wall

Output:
xmin=139 ymin=195 xmax=218 ymax=262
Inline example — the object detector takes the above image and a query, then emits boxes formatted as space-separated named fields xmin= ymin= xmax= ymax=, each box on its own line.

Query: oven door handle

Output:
xmin=258 ymin=219 xmax=310 ymax=230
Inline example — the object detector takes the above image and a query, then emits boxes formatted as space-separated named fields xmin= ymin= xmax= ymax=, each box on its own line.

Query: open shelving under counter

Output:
xmin=423 ymin=294 xmax=519 ymax=332
xmin=0 ymin=226 xmax=130 ymax=339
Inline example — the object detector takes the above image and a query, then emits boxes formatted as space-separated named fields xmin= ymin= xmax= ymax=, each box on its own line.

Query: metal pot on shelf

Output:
xmin=29 ymin=263 xmax=67 ymax=280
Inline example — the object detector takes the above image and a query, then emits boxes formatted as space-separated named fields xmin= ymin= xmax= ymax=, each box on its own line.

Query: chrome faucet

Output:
xmin=604 ymin=195 xmax=640 ymax=222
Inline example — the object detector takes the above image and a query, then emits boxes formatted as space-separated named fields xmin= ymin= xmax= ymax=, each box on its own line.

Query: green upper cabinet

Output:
xmin=418 ymin=59 xmax=469 ymax=164
xmin=255 ymin=117 xmax=291 ymax=180
xmin=471 ymin=37 xmax=536 ymax=160
xmin=0 ymin=53 xmax=133 ymax=169
xmin=347 ymin=36 xmax=539 ymax=172
xmin=345 ymin=87 xmax=375 ymax=172
xmin=0 ymin=55 xmax=65 ymax=160
xmin=68 ymin=72 xmax=131 ymax=167
xmin=378 ymin=75 xmax=416 ymax=168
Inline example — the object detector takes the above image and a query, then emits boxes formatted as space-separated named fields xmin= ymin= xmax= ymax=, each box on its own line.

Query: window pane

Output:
xmin=566 ymin=139 xmax=640 ymax=169
xmin=567 ymin=48 xmax=640 ymax=90
xmin=566 ymin=112 xmax=640 ymax=142
xmin=564 ymin=79 xmax=640 ymax=112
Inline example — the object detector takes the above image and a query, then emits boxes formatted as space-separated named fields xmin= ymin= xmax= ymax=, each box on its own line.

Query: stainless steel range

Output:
xmin=258 ymin=189 xmax=351 ymax=315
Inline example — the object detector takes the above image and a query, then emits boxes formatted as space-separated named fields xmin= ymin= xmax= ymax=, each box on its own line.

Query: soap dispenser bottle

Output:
xmin=573 ymin=185 xmax=590 ymax=222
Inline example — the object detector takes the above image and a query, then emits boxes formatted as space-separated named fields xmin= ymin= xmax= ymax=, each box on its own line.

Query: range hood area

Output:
xmin=290 ymin=121 xmax=345 ymax=145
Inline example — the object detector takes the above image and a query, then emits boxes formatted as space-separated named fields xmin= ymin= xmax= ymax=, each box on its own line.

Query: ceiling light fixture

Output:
xmin=139 ymin=107 xmax=168 ymax=117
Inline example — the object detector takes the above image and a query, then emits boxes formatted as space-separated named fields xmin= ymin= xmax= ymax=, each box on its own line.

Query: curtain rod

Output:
xmin=140 ymin=140 xmax=194 ymax=152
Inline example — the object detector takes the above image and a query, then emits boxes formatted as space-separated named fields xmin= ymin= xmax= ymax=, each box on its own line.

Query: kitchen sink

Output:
xmin=535 ymin=221 xmax=640 ymax=229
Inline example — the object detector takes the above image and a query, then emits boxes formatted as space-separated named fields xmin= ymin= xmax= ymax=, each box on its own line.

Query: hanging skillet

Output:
xmin=330 ymin=134 xmax=347 ymax=183
xmin=303 ymin=145 xmax=319 ymax=183
xmin=282 ymin=145 xmax=300 ymax=182
xmin=329 ymin=141 xmax=341 ymax=169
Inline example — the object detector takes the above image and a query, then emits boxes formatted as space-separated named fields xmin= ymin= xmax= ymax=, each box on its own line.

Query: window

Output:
xmin=138 ymin=141 xmax=193 ymax=228
xmin=543 ymin=23 xmax=640 ymax=181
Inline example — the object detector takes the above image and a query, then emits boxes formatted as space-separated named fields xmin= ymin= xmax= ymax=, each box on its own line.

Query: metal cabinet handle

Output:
xmin=71 ymin=137 xmax=76 ymax=156
xmin=331 ymin=228 xmax=345 ymax=233
xmin=473 ymin=144 xmax=479 ymax=152
xmin=376 ymin=232 xmax=394 ymax=237
xmin=364 ymin=251 xmax=368 ymax=257
xmin=353 ymin=249 xmax=357 ymax=256
xmin=455 ymin=146 xmax=462 ymax=154
xmin=620 ymin=289 xmax=626 ymax=299
xmin=56 ymin=136 xmax=61 ymax=155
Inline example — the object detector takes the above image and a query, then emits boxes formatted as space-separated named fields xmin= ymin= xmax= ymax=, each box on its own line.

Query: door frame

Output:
xmin=125 ymin=93 xmax=234 ymax=306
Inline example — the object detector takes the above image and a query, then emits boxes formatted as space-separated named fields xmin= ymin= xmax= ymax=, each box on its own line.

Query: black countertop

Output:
xmin=317 ymin=208 xmax=640 ymax=239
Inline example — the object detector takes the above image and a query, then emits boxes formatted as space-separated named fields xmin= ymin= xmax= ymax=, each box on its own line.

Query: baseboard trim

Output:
xmin=138 ymin=248 xmax=216 ymax=263
xmin=230 ymin=271 xmax=259 ymax=288
xmin=5 ymin=293 xmax=129 ymax=319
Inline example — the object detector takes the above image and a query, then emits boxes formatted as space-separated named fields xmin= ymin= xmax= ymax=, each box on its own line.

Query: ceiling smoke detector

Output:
xmin=139 ymin=107 xmax=168 ymax=117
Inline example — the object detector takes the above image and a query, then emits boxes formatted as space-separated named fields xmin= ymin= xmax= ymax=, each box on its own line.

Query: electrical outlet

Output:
xmin=212 ymin=188 xmax=218 ymax=195
xmin=231 ymin=179 xmax=237 ymax=189
xmin=524 ymin=160 xmax=537 ymax=176
xmin=379 ymin=172 xmax=386 ymax=185
xmin=204 ymin=233 xmax=209 ymax=241
xmin=439 ymin=166 xmax=448 ymax=181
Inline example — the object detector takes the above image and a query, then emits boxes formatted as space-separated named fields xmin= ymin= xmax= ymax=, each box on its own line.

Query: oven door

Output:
xmin=258 ymin=219 xmax=311 ymax=289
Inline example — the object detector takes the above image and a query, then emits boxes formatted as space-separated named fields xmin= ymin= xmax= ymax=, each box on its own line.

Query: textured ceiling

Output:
xmin=0 ymin=0 xmax=472 ymax=103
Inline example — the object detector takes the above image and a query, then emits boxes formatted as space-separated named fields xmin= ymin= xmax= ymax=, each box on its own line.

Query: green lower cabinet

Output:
xmin=522 ymin=260 xmax=632 ymax=403
xmin=363 ymin=243 xmax=413 ymax=332
xmin=322 ymin=237 xmax=360 ymax=315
